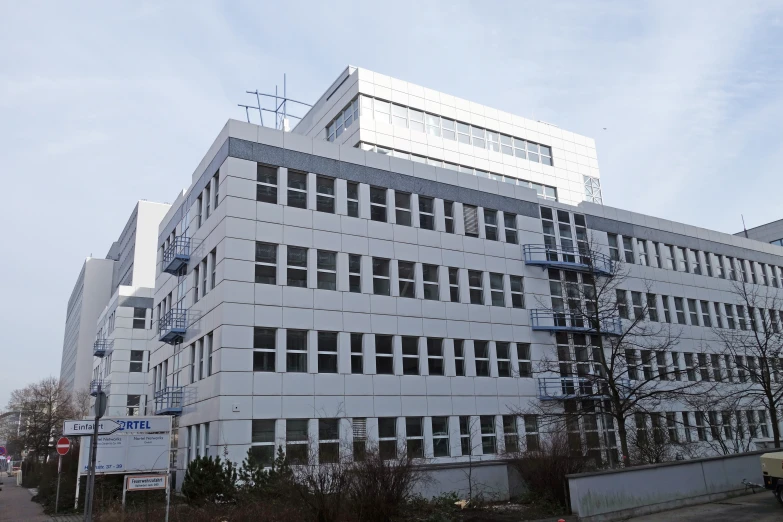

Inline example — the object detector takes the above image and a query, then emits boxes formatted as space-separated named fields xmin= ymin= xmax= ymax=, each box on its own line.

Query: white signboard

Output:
xmin=126 ymin=474 xmax=167 ymax=491
xmin=78 ymin=416 xmax=172 ymax=475
xmin=63 ymin=419 xmax=120 ymax=436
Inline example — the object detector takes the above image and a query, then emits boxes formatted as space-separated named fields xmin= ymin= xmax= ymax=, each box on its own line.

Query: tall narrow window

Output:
xmin=201 ymin=259 xmax=208 ymax=297
xmin=130 ymin=350 xmax=144 ymax=372
xmin=316 ymin=176 xmax=335 ymax=213
xmin=398 ymin=261 xmax=415 ymax=298
xmin=287 ymin=247 xmax=308 ymax=287
xmin=352 ymin=418 xmax=367 ymax=461
xmin=351 ymin=333 xmax=363 ymax=374
xmin=496 ymin=342 xmax=511 ymax=377
xmin=454 ymin=339 xmax=465 ymax=376
xmin=622 ymin=237 xmax=635 ymax=263
xmin=700 ymin=301 xmax=712 ymax=327
xmin=255 ymin=242 xmax=277 ymax=284
xmin=378 ymin=418 xmax=397 ymax=460
xmin=199 ymin=338 xmax=206 ymax=379
xmin=402 ymin=336 xmax=420 ymax=375
xmin=195 ymin=195 xmax=203 ymax=229
xmin=637 ymin=240 xmax=648 ymax=266
xmin=444 ymin=201 xmax=455 ymax=233
xmin=616 ymin=290 xmax=629 ymax=319
xmin=370 ymin=187 xmax=387 ymax=222
xmin=347 ymin=182 xmax=359 ymax=218
xmin=704 ymin=253 xmax=713 ymax=277
xmin=405 ymin=418 xmax=424 ymax=458
xmin=286 ymin=330 xmax=308 ymax=373
xmin=489 ymin=273 xmax=505 ymax=306
xmin=316 ymin=250 xmax=337 ymax=290
xmin=737 ymin=305 xmax=747 ymax=330
xmin=209 ymin=249 xmax=217 ymax=290
xmin=503 ymin=416 xmax=519 ymax=453
xmin=661 ymin=295 xmax=671 ymax=323
xmin=317 ymin=331 xmax=338 ymax=374
xmin=687 ymin=299 xmax=699 ymax=325
xmin=647 ymin=294 xmax=659 ymax=322
xmin=459 ymin=416 xmax=472 ymax=455
xmin=422 ymin=264 xmax=439 ymax=300
xmin=348 ymin=254 xmax=361 ymax=293
xmin=133 ymin=308 xmax=147 ymax=329
xmin=212 ymin=171 xmax=220 ymax=209
xmin=607 ymin=234 xmax=620 ymax=261
xmin=287 ymin=170 xmax=308 ymax=209
xmin=286 ymin=419 xmax=309 ymax=464
xmin=517 ymin=343 xmax=532 ymax=377
xmin=206 ymin=333 xmax=213 ymax=376
xmin=427 ymin=338 xmax=444 ymax=375
xmin=631 ymin=291 xmax=644 ymax=320
xmin=251 ymin=419 xmax=276 ymax=466
xmin=253 ymin=327 xmax=276 ymax=372
xmin=509 ymin=276 xmax=524 ymax=308
xmin=375 ymin=335 xmax=394 ymax=374
xmin=419 ymin=196 xmax=434 ymax=230
xmin=395 ymin=192 xmax=412 ymax=226
xmin=480 ymin=416 xmax=497 ymax=454
xmin=463 ymin=205 xmax=479 ymax=237
xmin=373 ymin=258 xmax=390 ymax=296
xmin=432 ymin=417 xmax=450 ymax=457
xmin=716 ymin=255 xmax=726 ymax=278
xmin=468 ymin=270 xmax=484 ymax=305
xmin=674 ymin=297 xmax=686 ymax=324
xmin=725 ymin=304 xmax=735 ymax=329
xmin=256 ymin=164 xmax=278 ymax=204
xmin=204 ymin=185 xmax=211 ymax=221
xmin=474 ymin=341 xmax=490 ymax=376
xmin=504 ymin=213 xmax=518 ymax=244
xmin=318 ymin=419 xmax=340 ymax=463
xmin=448 ymin=268 xmax=460 ymax=302
xmin=484 ymin=209 xmax=498 ymax=240
xmin=126 ymin=395 xmax=141 ymax=416
xmin=524 ymin=415 xmax=540 ymax=451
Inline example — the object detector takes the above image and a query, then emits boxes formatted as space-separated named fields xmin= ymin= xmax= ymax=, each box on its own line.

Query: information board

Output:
xmin=78 ymin=416 xmax=172 ymax=475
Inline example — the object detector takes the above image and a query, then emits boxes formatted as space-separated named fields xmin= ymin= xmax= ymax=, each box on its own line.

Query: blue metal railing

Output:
xmin=162 ymin=237 xmax=191 ymax=275
xmin=89 ymin=379 xmax=109 ymax=396
xmin=537 ymin=376 xmax=632 ymax=400
xmin=523 ymin=245 xmax=614 ymax=275
xmin=154 ymin=386 xmax=183 ymax=415
xmin=93 ymin=339 xmax=114 ymax=358
xmin=159 ymin=308 xmax=188 ymax=344
xmin=530 ymin=309 xmax=623 ymax=336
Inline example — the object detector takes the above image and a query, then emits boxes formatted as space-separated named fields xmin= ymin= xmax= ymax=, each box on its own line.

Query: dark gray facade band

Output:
xmin=118 ymin=296 xmax=154 ymax=309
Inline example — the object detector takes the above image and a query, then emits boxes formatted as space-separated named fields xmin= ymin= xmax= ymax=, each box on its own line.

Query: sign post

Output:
xmin=84 ymin=388 xmax=107 ymax=522
xmin=54 ymin=437 xmax=70 ymax=514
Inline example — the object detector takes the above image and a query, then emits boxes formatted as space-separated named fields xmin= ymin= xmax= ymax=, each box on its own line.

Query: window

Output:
xmin=204 ymin=184 xmax=210 ymax=221
xmin=391 ymin=104 xmax=407 ymax=127
xmin=503 ymin=416 xmax=519 ymax=453
xmin=622 ymin=237 xmax=635 ymax=263
xmin=126 ymin=395 xmax=140 ymax=416
xmin=250 ymin=419 xmax=275 ymax=466
xmin=195 ymin=195 xmax=203 ymax=229
xmin=375 ymin=335 xmax=394 ymax=374
xmin=317 ymin=332 xmax=338 ymax=373
xmin=256 ymin=165 xmax=278 ymax=203
xmin=697 ymin=353 xmax=710 ymax=381
xmin=716 ymin=255 xmax=726 ymax=279
xmin=431 ymin=417 xmax=450 ymax=457
xmin=489 ymin=273 xmax=505 ymax=306
xmin=346 ymin=254 xmax=361 ymax=293
xmin=647 ymin=294 xmax=659 ymax=322
xmin=662 ymin=244 xmax=675 ymax=270
xmin=373 ymin=258 xmax=390 ymax=295
xmin=484 ymin=209 xmax=498 ymax=240
xmin=496 ymin=342 xmax=511 ymax=377
xmin=444 ymin=201 xmax=455 ymax=233
xmin=130 ymin=350 xmax=144 ymax=373
xmin=398 ymin=261 xmax=415 ymax=298
xmin=352 ymin=418 xmax=367 ymax=461
xmin=661 ymin=295 xmax=671 ymax=323
xmin=418 ymin=197 xmax=434 ymax=230
xmin=504 ymin=213 xmax=518 ymax=244
xmin=370 ymin=187 xmax=387 ymax=222
xmin=201 ymin=259 xmax=208 ymax=298
xmin=316 ymin=250 xmax=337 ymax=290
xmin=378 ymin=417 xmax=397 ymax=460
xmin=255 ymin=242 xmax=277 ymax=284
xmin=468 ymin=270 xmax=484 ymax=304
xmin=700 ymin=301 xmax=712 ymax=327
xmin=422 ymin=264 xmax=439 ymax=300
xmin=509 ymin=276 xmax=524 ymax=308
xmin=286 ymin=247 xmax=308 ymax=287
xmin=253 ymin=328 xmax=276 ymax=372
xmin=315 ymin=176 xmax=335 ymax=213
xmin=427 ymin=338 xmax=444 ymax=375
xmin=737 ymin=305 xmax=747 ymax=330
xmin=724 ymin=304 xmax=735 ymax=329
xmin=689 ymin=250 xmax=701 ymax=275
xmin=448 ymin=268 xmax=460 ymax=302
xmin=674 ymin=297 xmax=686 ymax=324
xmin=637 ymin=240 xmax=648 ymax=266
xmin=409 ymin=109 xmax=424 ymax=132
xmin=524 ymin=415 xmax=540 ymax=451
xmin=198 ymin=338 xmax=206 ymax=379
xmin=704 ymin=254 xmax=713 ymax=277
xmin=346 ymin=182 xmax=359 ymax=217
xmin=318 ymin=419 xmax=340 ymax=463
xmin=212 ymin=171 xmax=220 ymax=210
xmin=402 ymin=337 xmax=420 ymax=375
xmin=454 ymin=340 xmax=465 ymax=376
xmin=287 ymin=170 xmax=307 ymax=209
xmin=616 ymin=290 xmax=629 ymax=319
xmin=474 ymin=341 xmax=490 ymax=376
xmin=286 ymin=419 xmax=309 ymax=464
xmin=607 ymin=234 xmax=620 ymax=261
xmin=350 ymin=334 xmax=363 ymax=374
xmin=395 ymin=192 xmax=412 ymax=226
xmin=695 ymin=412 xmax=707 ymax=441
xmin=459 ymin=416 xmax=473 ymax=455
xmin=463 ymin=205 xmax=479 ymax=237
xmin=286 ymin=330 xmax=308 ymax=373
xmin=631 ymin=291 xmax=644 ymax=320
xmin=206 ymin=333 xmax=213 ymax=376
xmin=674 ymin=247 xmax=687 ymax=272
xmin=405 ymin=418 xmax=424 ymax=458
xmin=687 ymin=299 xmax=699 ymax=326
xmin=480 ymin=416 xmax=496 ymax=454
xmin=129 ymin=307 xmax=146 ymax=329
xmin=189 ymin=345 xmax=196 ymax=383
xmin=671 ymin=352 xmax=681 ymax=380
xmin=682 ymin=412 xmax=693 ymax=442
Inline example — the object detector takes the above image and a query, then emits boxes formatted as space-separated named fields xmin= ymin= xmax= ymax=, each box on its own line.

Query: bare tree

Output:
xmin=524 ymin=234 xmax=707 ymax=465
xmin=683 ymin=389 xmax=756 ymax=456
xmin=707 ymin=277 xmax=783 ymax=448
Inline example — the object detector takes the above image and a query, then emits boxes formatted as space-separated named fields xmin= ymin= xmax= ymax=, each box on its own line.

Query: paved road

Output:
xmin=627 ymin=492 xmax=781 ymax=521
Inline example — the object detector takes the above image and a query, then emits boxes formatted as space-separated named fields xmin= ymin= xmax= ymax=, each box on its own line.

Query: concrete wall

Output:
xmin=414 ymin=460 xmax=524 ymax=501
xmin=567 ymin=450 xmax=769 ymax=522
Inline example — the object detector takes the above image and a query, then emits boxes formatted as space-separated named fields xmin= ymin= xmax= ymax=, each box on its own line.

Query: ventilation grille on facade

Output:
xmin=352 ymin=418 xmax=367 ymax=440
xmin=464 ymin=205 xmax=479 ymax=236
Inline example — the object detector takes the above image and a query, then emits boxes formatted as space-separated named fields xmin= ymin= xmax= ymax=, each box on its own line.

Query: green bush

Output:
xmin=181 ymin=456 xmax=238 ymax=506
xmin=237 ymin=446 xmax=292 ymax=499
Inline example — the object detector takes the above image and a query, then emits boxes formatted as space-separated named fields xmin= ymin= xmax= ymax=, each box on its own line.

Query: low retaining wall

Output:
xmin=567 ymin=450 xmax=770 ymax=521
xmin=413 ymin=459 xmax=524 ymax=501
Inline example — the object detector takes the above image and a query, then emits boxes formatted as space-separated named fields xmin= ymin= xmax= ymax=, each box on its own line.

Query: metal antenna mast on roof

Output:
xmin=238 ymin=73 xmax=312 ymax=131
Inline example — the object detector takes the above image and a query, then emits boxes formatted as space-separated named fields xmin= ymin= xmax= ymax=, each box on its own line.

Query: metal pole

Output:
xmin=74 ymin=473 xmax=80 ymax=510
xmin=55 ymin=455 xmax=62 ymax=514
xmin=254 ymin=90 xmax=263 ymax=127
xmin=164 ymin=471 xmax=171 ymax=522
xmin=84 ymin=384 xmax=101 ymax=522
xmin=121 ymin=477 xmax=127 ymax=512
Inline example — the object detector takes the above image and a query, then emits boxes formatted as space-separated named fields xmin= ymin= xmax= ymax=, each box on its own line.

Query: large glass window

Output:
xmin=444 ymin=201 xmax=454 ymax=233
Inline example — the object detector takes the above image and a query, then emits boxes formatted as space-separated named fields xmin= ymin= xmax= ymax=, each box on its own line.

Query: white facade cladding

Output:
xmin=293 ymin=66 xmax=601 ymax=206
xmin=148 ymin=115 xmax=783 ymax=494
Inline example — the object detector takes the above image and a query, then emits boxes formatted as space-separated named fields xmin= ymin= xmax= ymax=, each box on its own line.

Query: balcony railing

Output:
xmin=89 ymin=379 xmax=110 ymax=396
xmin=162 ymin=237 xmax=191 ymax=275
xmin=523 ymin=245 xmax=614 ymax=275
xmin=538 ymin=376 xmax=632 ymax=400
xmin=154 ymin=386 xmax=183 ymax=415
xmin=530 ymin=309 xmax=623 ymax=336
xmin=93 ymin=339 xmax=114 ymax=358
xmin=159 ymin=309 xmax=187 ymax=344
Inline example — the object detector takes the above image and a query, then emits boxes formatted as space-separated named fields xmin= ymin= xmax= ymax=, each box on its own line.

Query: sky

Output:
xmin=1 ymin=1 xmax=783 ymax=408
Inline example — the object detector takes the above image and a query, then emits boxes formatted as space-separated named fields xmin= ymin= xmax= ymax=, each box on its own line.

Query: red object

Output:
xmin=56 ymin=437 xmax=70 ymax=455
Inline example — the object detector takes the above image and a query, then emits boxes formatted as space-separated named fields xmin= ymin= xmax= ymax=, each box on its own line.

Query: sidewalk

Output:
xmin=0 ymin=477 xmax=50 ymax=522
